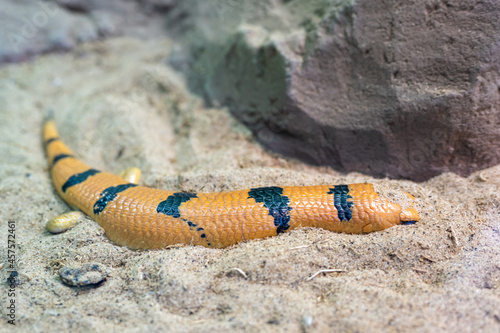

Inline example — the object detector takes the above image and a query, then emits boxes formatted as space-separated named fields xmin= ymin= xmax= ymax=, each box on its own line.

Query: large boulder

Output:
xmin=167 ymin=0 xmax=500 ymax=181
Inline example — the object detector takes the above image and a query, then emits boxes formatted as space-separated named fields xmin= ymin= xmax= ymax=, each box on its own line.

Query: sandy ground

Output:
xmin=0 ymin=38 xmax=499 ymax=332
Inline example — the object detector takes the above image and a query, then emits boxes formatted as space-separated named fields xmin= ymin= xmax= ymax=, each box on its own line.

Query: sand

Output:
xmin=0 ymin=38 xmax=498 ymax=332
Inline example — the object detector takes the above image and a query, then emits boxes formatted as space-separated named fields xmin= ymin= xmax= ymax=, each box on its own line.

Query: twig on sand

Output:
xmin=306 ymin=269 xmax=345 ymax=281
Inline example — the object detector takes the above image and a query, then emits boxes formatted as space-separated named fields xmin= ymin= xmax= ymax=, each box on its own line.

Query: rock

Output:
xmin=167 ymin=0 xmax=500 ymax=181
xmin=6 ymin=271 xmax=22 ymax=287
xmin=0 ymin=0 xmax=177 ymax=64
xmin=59 ymin=263 xmax=109 ymax=287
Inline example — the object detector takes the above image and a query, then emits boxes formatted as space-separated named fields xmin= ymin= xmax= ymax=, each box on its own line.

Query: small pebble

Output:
xmin=59 ymin=263 xmax=108 ymax=287
xmin=301 ymin=315 xmax=313 ymax=328
xmin=6 ymin=271 xmax=22 ymax=286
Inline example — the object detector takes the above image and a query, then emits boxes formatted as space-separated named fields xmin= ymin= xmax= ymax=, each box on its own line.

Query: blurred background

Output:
xmin=1 ymin=0 xmax=499 ymax=181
